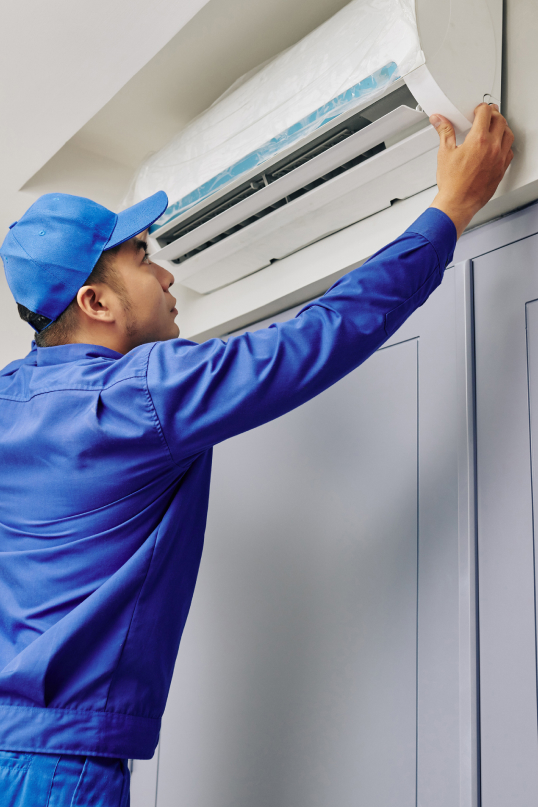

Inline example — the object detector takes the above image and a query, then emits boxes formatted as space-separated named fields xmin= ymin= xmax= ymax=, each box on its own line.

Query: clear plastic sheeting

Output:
xmin=127 ymin=0 xmax=424 ymax=234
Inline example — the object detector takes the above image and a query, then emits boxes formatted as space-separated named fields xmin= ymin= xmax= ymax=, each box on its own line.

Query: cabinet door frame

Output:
xmin=390 ymin=261 xmax=478 ymax=807
xmin=469 ymin=201 xmax=538 ymax=807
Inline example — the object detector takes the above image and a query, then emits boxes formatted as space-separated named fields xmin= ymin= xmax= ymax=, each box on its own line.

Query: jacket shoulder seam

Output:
xmin=142 ymin=343 xmax=182 ymax=469
xmin=0 ymin=372 xmax=147 ymax=402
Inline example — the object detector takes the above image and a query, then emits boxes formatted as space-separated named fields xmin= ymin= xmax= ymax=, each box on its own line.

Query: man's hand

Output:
xmin=429 ymin=103 xmax=514 ymax=238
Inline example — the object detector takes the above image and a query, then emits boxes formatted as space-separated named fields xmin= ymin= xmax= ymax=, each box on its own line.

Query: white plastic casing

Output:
xmin=406 ymin=0 xmax=502 ymax=132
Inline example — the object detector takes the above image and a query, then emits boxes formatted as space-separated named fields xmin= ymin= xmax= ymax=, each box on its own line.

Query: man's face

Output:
xmin=112 ymin=231 xmax=179 ymax=349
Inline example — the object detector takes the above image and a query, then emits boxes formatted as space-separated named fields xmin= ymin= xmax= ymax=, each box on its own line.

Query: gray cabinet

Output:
xmin=154 ymin=263 xmax=478 ymax=807
xmin=129 ymin=202 xmax=538 ymax=807
xmin=470 ymin=211 xmax=538 ymax=807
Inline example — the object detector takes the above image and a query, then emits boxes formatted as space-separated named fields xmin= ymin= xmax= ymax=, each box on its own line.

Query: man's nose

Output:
xmin=154 ymin=262 xmax=175 ymax=289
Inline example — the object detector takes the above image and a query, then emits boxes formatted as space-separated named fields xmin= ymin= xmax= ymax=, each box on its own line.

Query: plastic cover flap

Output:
xmin=126 ymin=0 xmax=424 ymax=232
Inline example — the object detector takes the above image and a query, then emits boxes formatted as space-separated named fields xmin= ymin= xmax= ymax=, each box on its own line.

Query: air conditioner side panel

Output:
xmin=411 ymin=0 xmax=502 ymax=125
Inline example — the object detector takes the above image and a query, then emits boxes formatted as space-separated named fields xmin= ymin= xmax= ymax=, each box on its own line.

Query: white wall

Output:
xmin=0 ymin=0 xmax=216 ymax=231
xmin=0 ymin=0 xmax=215 ymax=368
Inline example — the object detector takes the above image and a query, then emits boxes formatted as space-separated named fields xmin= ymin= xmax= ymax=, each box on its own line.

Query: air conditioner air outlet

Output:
xmin=152 ymin=101 xmax=428 ymax=269
xmin=152 ymin=81 xmax=419 ymax=247
xmin=170 ymin=142 xmax=387 ymax=265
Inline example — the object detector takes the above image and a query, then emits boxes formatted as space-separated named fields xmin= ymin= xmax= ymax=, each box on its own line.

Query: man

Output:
xmin=0 ymin=106 xmax=513 ymax=805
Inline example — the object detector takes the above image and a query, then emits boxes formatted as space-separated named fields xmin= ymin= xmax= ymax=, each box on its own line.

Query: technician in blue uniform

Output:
xmin=0 ymin=107 xmax=513 ymax=805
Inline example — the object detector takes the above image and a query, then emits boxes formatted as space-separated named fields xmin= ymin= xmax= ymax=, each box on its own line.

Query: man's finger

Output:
xmin=429 ymin=114 xmax=456 ymax=150
xmin=501 ymin=125 xmax=515 ymax=156
xmin=489 ymin=109 xmax=508 ymax=140
xmin=471 ymin=102 xmax=494 ymax=135
xmin=504 ymin=148 xmax=514 ymax=173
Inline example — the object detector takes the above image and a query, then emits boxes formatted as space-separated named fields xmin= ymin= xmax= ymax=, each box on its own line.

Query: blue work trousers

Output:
xmin=0 ymin=751 xmax=130 ymax=806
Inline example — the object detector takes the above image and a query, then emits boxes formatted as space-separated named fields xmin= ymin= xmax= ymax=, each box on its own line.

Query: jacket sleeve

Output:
xmin=146 ymin=208 xmax=456 ymax=464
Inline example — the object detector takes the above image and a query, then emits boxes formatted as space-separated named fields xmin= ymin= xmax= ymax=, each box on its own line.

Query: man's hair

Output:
xmin=19 ymin=245 xmax=126 ymax=348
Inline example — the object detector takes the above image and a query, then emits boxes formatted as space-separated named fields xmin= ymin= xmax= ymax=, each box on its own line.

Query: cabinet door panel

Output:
xmin=159 ymin=340 xmax=418 ymax=807
xmin=154 ymin=267 xmax=477 ymax=807
xmin=474 ymin=235 xmax=538 ymax=807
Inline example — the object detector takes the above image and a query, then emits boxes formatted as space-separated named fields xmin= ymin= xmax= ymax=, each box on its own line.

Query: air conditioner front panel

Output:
xmin=152 ymin=105 xmax=427 ymax=265
xmin=132 ymin=0 xmax=424 ymax=224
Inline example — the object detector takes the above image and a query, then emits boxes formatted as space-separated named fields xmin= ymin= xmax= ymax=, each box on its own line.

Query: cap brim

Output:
xmin=104 ymin=191 xmax=168 ymax=250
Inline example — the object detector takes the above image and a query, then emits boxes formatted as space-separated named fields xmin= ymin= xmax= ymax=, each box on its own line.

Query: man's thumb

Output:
xmin=430 ymin=114 xmax=456 ymax=149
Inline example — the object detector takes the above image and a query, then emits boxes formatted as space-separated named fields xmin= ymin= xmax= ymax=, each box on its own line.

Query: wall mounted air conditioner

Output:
xmin=137 ymin=0 xmax=502 ymax=295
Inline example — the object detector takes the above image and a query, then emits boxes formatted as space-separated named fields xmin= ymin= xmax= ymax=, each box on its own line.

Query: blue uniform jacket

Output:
xmin=0 ymin=209 xmax=456 ymax=759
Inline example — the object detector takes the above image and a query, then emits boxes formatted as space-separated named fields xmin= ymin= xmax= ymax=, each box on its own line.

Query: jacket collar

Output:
xmin=34 ymin=342 xmax=123 ymax=366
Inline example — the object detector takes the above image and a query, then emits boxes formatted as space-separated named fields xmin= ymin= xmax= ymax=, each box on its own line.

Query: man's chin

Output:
xmin=164 ymin=323 xmax=180 ymax=340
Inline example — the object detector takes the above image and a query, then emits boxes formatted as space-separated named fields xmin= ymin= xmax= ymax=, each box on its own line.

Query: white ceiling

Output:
xmin=0 ymin=0 xmax=214 ymax=362
xmin=0 ymin=0 xmax=215 ymax=226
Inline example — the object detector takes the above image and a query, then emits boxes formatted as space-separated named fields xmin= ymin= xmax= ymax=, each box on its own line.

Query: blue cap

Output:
xmin=0 ymin=191 xmax=168 ymax=327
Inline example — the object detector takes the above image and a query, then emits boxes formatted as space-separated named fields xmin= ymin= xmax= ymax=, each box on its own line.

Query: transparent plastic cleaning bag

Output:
xmin=126 ymin=0 xmax=424 ymax=232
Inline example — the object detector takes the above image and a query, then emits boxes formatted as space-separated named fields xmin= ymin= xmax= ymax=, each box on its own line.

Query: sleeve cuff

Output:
xmin=405 ymin=207 xmax=458 ymax=271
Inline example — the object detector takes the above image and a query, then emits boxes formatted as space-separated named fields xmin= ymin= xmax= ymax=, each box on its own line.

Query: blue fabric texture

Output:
xmin=0 ymin=208 xmax=456 ymax=759
xmin=0 ymin=750 xmax=129 ymax=806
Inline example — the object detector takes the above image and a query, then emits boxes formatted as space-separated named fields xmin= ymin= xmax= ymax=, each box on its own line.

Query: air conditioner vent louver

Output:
xmin=157 ymin=116 xmax=373 ymax=249
xmin=171 ymin=142 xmax=386 ymax=265
xmin=150 ymin=98 xmax=437 ymax=294
xmin=270 ymin=127 xmax=354 ymax=179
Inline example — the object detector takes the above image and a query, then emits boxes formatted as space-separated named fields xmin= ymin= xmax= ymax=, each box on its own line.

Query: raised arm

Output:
xmin=146 ymin=104 xmax=513 ymax=465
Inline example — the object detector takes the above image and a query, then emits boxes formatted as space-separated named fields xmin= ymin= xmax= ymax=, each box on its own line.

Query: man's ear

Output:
xmin=76 ymin=284 xmax=116 ymax=323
